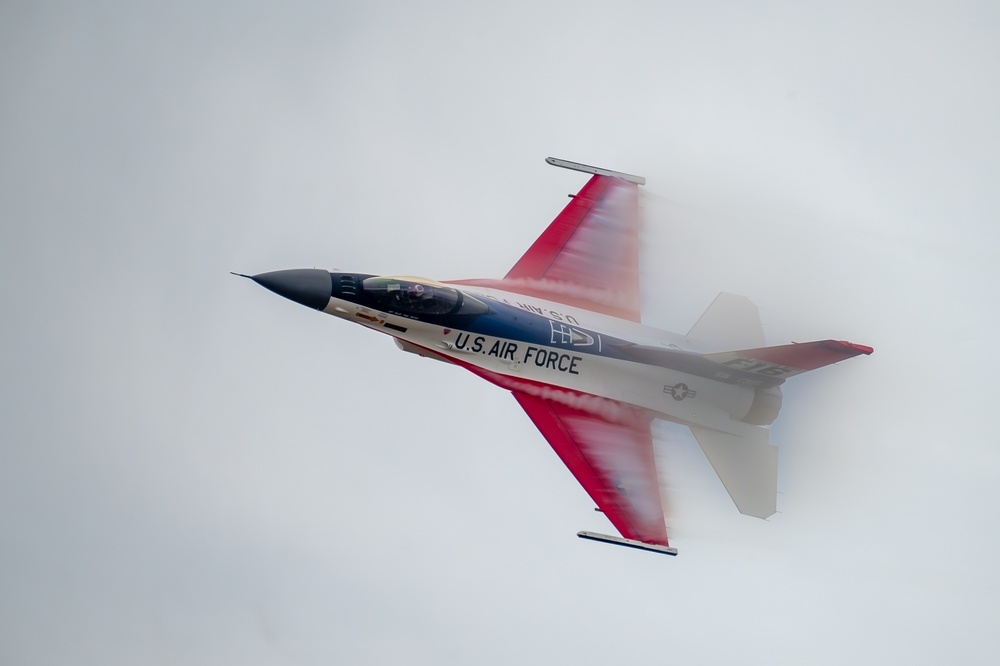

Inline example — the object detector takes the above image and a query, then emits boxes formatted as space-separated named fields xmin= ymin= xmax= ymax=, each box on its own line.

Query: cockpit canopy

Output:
xmin=361 ymin=277 xmax=489 ymax=317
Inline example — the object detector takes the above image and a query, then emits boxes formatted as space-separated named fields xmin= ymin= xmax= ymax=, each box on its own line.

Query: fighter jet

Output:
xmin=240 ymin=158 xmax=872 ymax=556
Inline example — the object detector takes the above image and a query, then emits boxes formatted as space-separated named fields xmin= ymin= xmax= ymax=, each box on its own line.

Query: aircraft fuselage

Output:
xmin=296 ymin=271 xmax=769 ymax=438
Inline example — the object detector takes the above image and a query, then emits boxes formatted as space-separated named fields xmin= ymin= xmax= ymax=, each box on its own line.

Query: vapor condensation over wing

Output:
xmin=544 ymin=179 xmax=639 ymax=297
xmin=482 ymin=174 xmax=642 ymax=320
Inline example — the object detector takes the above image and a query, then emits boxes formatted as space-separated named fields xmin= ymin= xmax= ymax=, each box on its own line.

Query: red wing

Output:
xmin=513 ymin=391 xmax=669 ymax=547
xmin=450 ymin=174 xmax=642 ymax=321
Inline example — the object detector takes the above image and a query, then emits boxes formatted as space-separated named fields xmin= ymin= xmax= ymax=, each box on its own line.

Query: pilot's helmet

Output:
xmin=407 ymin=283 xmax=431 ymax=300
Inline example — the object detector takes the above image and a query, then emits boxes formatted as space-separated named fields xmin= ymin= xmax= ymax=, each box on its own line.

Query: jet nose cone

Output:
xmin=250 ymin=269 xmax=332 ymax=310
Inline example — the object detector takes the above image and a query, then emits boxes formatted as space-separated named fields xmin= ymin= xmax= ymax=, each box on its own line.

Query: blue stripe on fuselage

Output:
xmin=435 ymin=297 xmax=784 ymax=389
xmin=440 ymin=297 xmax=617 ymax=356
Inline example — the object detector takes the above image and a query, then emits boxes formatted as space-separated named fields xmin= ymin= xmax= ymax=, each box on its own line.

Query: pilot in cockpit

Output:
xmin=362 ymin=276 xmax=488 ymax=317
xmin=400 ymin=283 xmax=433 ymax=308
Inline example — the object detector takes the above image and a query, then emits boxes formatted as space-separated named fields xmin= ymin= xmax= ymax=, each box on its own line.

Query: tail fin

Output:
xmin=685 ymin=297 xmax=872 ymax=519
xmin=689 ymin=340 xmax=872 ymax=519
xmin=703 ymin=340 xmax=874 ymax=381
xmin=688 ymin=293 xmax=765 ymax=351
xmin=689 ymin=292 xmax=873 ymax=381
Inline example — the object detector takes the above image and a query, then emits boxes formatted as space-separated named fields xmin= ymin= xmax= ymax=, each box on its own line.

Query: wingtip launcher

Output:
xmin=577 ymin=531 xmax=678 ymax=556
xmin=546 ymin=157 xmax=646 ymax=185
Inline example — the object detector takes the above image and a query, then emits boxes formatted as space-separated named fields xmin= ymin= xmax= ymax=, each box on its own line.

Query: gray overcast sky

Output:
xmin=2 ymin=1 xmax=999 ymax=664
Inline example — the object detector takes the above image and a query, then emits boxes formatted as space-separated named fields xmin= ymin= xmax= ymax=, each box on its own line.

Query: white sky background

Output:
xmin=2 ymin=1 xmax=999 ymax=663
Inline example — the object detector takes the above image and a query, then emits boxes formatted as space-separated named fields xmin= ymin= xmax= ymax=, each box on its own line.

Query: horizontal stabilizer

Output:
xmin=690 ymin=426 xmax=778 ymax=519
xmin=687 ymin=292 xmax=765 ymax=350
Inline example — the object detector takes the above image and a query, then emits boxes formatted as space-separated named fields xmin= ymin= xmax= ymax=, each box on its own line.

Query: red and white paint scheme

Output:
xmin=242 ymin=158 xmax=873 ymax=556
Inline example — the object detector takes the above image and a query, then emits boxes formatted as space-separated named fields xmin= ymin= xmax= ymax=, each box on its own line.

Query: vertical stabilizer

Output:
xmin=687 ymin=293 xmax=765 ymax=351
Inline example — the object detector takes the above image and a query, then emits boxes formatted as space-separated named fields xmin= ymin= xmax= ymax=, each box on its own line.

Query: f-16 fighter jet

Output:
xmin=240 ymin=158 xmax=872 ymax=556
